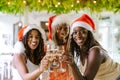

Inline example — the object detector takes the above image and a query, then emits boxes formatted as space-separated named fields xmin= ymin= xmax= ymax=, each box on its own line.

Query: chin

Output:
xmin=77 ymin=43 xmax=83 ymax=47
xmin=30 ymin=46 xmax=37 ymax=50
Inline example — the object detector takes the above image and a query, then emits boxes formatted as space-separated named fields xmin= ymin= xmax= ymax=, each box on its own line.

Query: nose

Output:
xmin=32 ymin=37 xmax=37 ymax=42
xmin=60 ymin=28 xmax=66 ymax=35
xmin=61 ymin=28 xmax=65 ymax=33
xmin=76 ymin=31 xmax=82 ymax=37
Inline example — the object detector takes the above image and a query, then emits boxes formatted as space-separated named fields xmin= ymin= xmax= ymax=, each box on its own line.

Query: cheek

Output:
xmin=82 ymin=34 xmax=88 ymax=43
xmin=73 ymin=34 xmax=77 ymax=39
xmin=72 ymin=34 xmax=75 ymax=38
xmin=72 ymin=35 xmax=77 ymax=41
xmin=37 ymin=40 xmax=40 ymax=45
xmin=27 ymin=41 xmax=31 ymax=47
xmin=83 ymin=34 xmax=88 ymax=39
xmin=57 ymin=30 xmax=59 ymax=33
xmin=28 ymin=39 xmax=30 ymax=44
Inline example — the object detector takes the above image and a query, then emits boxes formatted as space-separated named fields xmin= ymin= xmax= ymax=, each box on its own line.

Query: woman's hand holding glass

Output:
xmin=57 ymin=46 xmax=66 ymax=72
xmin=46 ymin=44 xmax=60 ymax=72
xmin=39 ymin=56 xmax=49 ymax=72
xmin=63 ymin=52 xmax=75 ymax=66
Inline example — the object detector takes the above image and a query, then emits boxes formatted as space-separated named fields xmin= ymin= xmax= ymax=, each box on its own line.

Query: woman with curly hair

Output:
xmin=12 ymin=24 xmax=49 ymax=80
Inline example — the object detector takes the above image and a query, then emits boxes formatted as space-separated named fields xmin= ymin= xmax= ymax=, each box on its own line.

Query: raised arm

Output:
xmin=13 ymin=54 xmax=49 ymax=80
xmin=64 ymin=53 xmax=85 ymax=80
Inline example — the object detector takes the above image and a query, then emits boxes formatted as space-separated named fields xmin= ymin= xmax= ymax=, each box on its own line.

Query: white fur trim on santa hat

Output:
xmin=23 ymin=24 xmax=46 ymax=41
xmin=13 ymin=24 xmax=46 ymax=54
xmin=13 ymin=41 xmax=25 ymax=54
xmin=71 ymin=21 xmax=92 ymax=34
xmin=24 ymin=24 xmax=41 ymax=36
xmin=52 ymin=14 xmax=71 ymax=28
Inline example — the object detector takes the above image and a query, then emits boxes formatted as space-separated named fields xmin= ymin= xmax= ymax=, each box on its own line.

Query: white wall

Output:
xmin=0 ymin=13 xmax=20 ymax=53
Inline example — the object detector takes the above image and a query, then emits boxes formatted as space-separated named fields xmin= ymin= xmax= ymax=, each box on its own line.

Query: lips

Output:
xmin=31 ymin=42 xmax=37 ymax=46
xmin=59 ymin=34 xmax=65 ymax=40
xmin=28 ymin=41 xmax=39 ymax=50
xmin=60 ymin=33 xmax=65 ymax=37
xmin=77 ymin=39 xmax=82 ymax=42
xmin=76 ymin=38 xmax=84 ymax=45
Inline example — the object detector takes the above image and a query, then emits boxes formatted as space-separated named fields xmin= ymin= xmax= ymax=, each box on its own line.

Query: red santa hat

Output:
xmin=48 ymin=14 xmax=71 ymax=40
xmin=14 ymin=24 xmax=46 ymax=53
xmin=48 ymin=15 xmax=57 ymax=40
xmin=71 ymin=14 xmax=95 ymax=34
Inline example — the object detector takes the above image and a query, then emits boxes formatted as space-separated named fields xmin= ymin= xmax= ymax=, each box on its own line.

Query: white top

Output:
xmin=12 ymin=55 xmax=40 ymax=80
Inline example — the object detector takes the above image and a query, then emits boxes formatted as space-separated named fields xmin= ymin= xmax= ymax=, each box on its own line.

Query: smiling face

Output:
xmin=72 ymin=27 xmax=88 ymax=47
xmin=27 ymin=30 xmax=40 ymax=51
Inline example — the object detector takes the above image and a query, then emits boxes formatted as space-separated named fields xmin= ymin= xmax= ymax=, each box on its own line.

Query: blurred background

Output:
xmin=0 ymin=0 xmax=120 ymax=80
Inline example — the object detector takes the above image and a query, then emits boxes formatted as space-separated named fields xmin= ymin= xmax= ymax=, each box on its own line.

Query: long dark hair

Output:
xmin=70 ymin=30 xmax=101 ymax=57
xmin=22 ymin=29 xmax=45 ymax=65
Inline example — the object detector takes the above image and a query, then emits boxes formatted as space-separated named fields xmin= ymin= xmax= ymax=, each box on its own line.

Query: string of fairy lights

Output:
xmin=1 ymin=0 xmax=119 ymax=14
xmin=7 ymin=0 xmax=97 ymax=7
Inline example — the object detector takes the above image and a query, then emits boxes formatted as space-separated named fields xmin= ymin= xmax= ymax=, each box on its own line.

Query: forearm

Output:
xmin=70 ymin=63 xmax=85 ymax=80
xmin=21 ymin=68 xmax=43 ymax=80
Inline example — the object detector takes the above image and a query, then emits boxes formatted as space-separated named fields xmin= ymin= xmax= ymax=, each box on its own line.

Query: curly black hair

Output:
xmin=22 ymin=29 xmax=45 ymax=65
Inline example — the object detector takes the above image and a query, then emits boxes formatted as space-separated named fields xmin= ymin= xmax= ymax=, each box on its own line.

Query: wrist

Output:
xmin=39 ymin=67 xmax=44 ymax=73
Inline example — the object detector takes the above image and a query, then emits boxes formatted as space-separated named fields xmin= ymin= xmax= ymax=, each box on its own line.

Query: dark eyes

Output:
xmin=81 ymin=30 xmax=88 ymax=34
xmin=57 ymin=27 xmax=68 ymax=31
xmin=73 ymin=30 xmax=88 ymax=35
xmin=28 ymin=35 xmax=40 ymax=39
xmin=73 ymin=32 xmax=77 ymax=34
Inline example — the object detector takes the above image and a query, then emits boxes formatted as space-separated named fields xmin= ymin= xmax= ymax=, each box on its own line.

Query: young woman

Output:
xmin=70 ymin=14 xmax=120 ymax=80
xmin=12 ymin=24 xmax=49 ymax=80
xmin=47 ymin=14 xmax=81 ymax=80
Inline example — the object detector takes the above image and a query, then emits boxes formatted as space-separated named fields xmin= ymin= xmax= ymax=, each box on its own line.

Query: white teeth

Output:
xmin=77 ymin=39 xmax=82 ymax=42
xmin=77 ymin=39 xmax=83 ymax=43
xmin=31 ymin=42 xmax=36 ymax=46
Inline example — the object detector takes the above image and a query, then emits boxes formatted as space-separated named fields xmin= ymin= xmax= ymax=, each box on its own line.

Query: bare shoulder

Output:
xmin=89 ymin=46 xmax=101 ymax=55
xmin=88 ymin=46 xmax=105 ymax=63
xmin=13 ymin=53 xmax=26 ymax=67
xmin=13 ymin=53 xmax=25 ymax=60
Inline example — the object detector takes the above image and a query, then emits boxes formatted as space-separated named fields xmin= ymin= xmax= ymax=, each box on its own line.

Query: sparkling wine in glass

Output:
xmin=57 ymin=45 xmax=66 ymax=72
xmin=46 ymin=44 xmax=60 ymax=72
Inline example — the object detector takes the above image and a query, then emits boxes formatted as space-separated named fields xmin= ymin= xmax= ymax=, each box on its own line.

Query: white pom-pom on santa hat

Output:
xmin=13 ymin=24 xmax=46 ymax=54
xmin=71 ymin=14 xmax=95 ymax=34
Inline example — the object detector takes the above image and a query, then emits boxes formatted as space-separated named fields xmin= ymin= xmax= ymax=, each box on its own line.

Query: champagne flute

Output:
xmin=46 ymin=44 xmax=60 ymax=72
xmin=57 ymin=45 xmax=66 ymax=72
xmin=45 ymin=44 xmax=52 ymax=72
